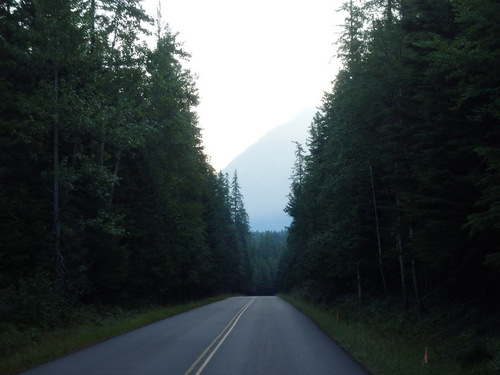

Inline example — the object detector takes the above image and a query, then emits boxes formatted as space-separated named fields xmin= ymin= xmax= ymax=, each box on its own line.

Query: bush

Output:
xmin=7 ymin=273 xmax=80 ymax=327
xmin=0 ymin=322 xmax=40 ymax=357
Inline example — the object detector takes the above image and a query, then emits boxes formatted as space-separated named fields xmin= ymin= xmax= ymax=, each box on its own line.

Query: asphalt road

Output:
xmin=20 ymin=296 xmax=369 ymax=375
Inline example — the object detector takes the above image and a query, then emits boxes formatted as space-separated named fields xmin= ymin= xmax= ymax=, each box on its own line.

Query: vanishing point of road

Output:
xmin=20 ymin=296 xmax=369 ymax=375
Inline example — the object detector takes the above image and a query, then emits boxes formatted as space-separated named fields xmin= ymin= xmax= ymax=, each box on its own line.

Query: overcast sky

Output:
xmin=143 ymin=0 xmax=345 ymax=170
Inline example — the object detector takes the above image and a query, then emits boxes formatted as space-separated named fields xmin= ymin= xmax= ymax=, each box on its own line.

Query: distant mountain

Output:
xmin=223 ymin=108 xmax=316 ymax=231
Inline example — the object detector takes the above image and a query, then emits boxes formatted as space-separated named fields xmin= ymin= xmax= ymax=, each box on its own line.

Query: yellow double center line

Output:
xmin=184 ymin=297 xmax=256 ymax=375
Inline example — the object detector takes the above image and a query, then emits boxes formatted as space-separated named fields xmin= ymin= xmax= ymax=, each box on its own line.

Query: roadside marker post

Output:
xmin=421 ymin=346 xmax=429 ymax=370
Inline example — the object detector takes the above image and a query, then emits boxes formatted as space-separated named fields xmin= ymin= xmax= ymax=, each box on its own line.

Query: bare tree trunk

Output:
xmin=370 ymin=165 xmax=388 ymax=296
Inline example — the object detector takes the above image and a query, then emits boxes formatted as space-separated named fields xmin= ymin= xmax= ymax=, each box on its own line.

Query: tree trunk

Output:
xmin=408 ymin=225 xmax=426 ymax=312
xmin=386 ymin=0 xmax=393 ymax=24
xmin=370 ymin=165 xmax=388 ymax=296
xmin=395 ymin=166 xmax=407 ymax=309
xmin=108 ymin=150 xmax=122 ymax=208
xmin=100 ymin=140 xmax=105 ymax=165
xmin=64 ymin=142 xmax=78 ymax=205
xmin=397 ymin=232 xmax=407 ymax=309
xmin=411 ymin=257 xmax=426 ymax=313
xmin=89 ymin=0 xmax=96 ymax=55
xmin=356 ymin=266 xmax=362 ymax=305
xmin=53 ymin=64 xmax=64 ymax=275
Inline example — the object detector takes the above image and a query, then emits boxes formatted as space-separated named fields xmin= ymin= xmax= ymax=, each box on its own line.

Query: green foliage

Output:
xmin=278 ymin=0 xmax=500 ymax=310
xmin=248 ymin=230 xmax=287 ymax=294
xmin=5 ymin=273 xmax=83 ymax=328
xmin=0 ymin=295 xmax=237 ymax=375
xmin=282 ymin=294 xmax=499 ymax=375
xmin=0 ymin=0 xmax=254 ymax=326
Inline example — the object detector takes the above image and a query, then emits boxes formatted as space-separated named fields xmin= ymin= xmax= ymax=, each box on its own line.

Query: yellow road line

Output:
xmin=183 ymin=297 xmax=256 ymax=375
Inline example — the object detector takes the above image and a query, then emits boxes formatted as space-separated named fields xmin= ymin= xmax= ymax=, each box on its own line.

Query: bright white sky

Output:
xmin=142 ymin=0 xmax=345 ymax=170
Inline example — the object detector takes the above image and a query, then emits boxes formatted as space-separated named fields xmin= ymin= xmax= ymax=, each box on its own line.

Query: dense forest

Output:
xmin=249 ymin=230 xmax=286 ymax=295
xmin=278 ymin=0 xmax=500 ymax=310
xmin=2 ymin=0 xmax=499 ymax=332
xmin=0 ymin=0 xmax=270 ymax=326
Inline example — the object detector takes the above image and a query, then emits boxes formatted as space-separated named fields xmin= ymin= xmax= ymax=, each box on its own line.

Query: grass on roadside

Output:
xmin=0 ymin=294 xmax=236 ymax=375
xmin=279 ymin=294 xmax=493 ymax=375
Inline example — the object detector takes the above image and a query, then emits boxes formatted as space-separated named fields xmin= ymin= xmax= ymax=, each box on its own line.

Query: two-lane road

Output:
xmin=20 ymin=296 xmax=369 ymax=375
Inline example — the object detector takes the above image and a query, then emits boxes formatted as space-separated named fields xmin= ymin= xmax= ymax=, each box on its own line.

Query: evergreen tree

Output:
xmin=248 ymin=230 xmax=286 ymax=294
xmin=0 ymin=0 xmax=259 ymax=320
xmin=230 ymin=171 xmax=252 ymax=293
xmin=278 ymin=0 xmax=500 ymax=308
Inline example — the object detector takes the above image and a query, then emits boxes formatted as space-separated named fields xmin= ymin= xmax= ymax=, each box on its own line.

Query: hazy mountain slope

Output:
xmin=223 ymin=108 xmax=316 ymax=231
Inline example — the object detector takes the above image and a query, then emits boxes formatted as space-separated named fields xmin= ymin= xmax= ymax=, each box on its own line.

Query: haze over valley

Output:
xmin=223 ymin=108 xmax=315 ymax=231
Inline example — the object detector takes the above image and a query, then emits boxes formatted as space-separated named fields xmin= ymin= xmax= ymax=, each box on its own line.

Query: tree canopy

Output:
xmin=278 ymin=0 xmax=500 ymax=309
xmin=3 ymin=0 xmax=499 ymax=326
xmin=0 ymin=0 xmax=254 ymax=324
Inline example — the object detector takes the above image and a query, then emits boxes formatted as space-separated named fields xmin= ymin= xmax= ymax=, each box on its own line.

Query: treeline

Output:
xmin=248 ymin=230 xmax=286 ymax=295
xmin=278 ymin=0 xmax=500 ymax=309
xmin=0 ymin=0 xmax=254 ymax=325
